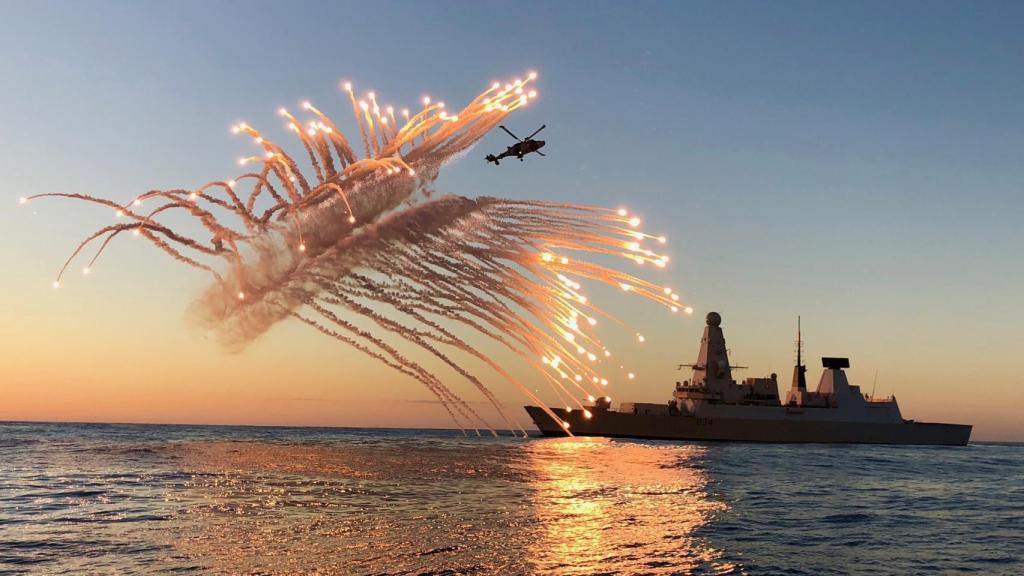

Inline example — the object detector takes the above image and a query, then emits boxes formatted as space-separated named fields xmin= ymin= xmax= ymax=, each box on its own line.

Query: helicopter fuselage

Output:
xmin=487 ymin=139 xmax=545 ymax=164
xmin=487 ymin=124 xmax=547 ymax=165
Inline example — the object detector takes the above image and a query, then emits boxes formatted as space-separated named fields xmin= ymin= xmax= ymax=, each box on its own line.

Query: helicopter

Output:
xmin=485 ymin=124 xmax=546 ymax=165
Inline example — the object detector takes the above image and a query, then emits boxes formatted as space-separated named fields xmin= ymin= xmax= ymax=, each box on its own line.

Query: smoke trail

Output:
xmin=22 ymin=73 xmax=691 ymax=435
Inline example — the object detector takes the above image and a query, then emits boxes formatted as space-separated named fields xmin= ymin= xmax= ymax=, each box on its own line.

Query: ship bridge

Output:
xmin=673 ymin=312 xmax=780 ymax=413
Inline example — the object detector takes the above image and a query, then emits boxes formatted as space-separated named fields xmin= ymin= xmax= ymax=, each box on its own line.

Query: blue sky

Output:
xmin=1 ymin=1 xmax=1021 ymax=438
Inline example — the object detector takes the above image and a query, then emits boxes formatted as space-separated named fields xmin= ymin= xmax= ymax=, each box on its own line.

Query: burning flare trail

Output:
xmin=22 ymin=72 xmax=691 ymax=436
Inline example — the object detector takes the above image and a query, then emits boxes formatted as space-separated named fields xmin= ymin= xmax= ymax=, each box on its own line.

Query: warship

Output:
xmin=525 ymin=312 xmax=972 ymax=445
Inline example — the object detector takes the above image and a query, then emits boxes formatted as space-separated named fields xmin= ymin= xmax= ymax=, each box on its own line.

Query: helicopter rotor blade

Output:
xmin=525 ymin=124 xmax=546 ymax=140
xmin=499 ymin=125 xmax=522 ymax=141
xmin=535 ymin=151 xmax=546 ymax=157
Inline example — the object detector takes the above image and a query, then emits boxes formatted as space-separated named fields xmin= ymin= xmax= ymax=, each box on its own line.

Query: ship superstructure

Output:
xmin=525 ymin=312 xmax=971 ymax=445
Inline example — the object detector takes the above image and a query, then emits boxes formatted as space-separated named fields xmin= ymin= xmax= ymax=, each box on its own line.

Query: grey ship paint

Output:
xmin=525 ymin=312 xmax=972 ymax=445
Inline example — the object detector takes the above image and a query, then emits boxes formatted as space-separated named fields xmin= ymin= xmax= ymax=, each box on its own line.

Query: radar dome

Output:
xmin=706 ymin=312 xmax=722 ymax=327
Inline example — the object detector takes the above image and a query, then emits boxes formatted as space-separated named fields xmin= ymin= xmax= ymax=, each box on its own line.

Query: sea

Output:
xmin=0 ymin=422 xmax=1020 ymax=575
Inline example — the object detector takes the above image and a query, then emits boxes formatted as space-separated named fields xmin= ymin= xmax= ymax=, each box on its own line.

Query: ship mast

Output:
xmin=791 ymin=316 xmax=807 ymax=390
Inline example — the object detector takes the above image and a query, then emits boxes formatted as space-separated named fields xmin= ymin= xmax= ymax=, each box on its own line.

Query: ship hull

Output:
xmin=524 ymin=406 xmax=972 ymax=446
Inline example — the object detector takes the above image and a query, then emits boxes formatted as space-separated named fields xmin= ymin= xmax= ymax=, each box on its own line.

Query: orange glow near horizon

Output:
xmin=0 ymin=253 xmax=1020 ymax=441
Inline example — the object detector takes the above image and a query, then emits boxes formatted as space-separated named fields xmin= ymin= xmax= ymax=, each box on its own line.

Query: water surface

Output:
xmin=0 ymin=423 xmax=1020 ymax=574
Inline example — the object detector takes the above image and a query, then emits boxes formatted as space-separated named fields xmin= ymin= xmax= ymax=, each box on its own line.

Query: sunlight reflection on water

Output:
xmin=169 ymin=437 xmax=736 ymax=574
xmin=3 ymin=424 xmax=1020 ymax=575
xmin=525 ymin=438 xmax=734 ymax=574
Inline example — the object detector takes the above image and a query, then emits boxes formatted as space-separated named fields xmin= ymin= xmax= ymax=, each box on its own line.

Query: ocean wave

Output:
xmin=0 ymin=425 xmax=1020 ymax=575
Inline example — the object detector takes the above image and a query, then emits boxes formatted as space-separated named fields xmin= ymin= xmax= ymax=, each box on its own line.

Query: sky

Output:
xmin=1 ymin=0 xmax=1021 ymax=440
